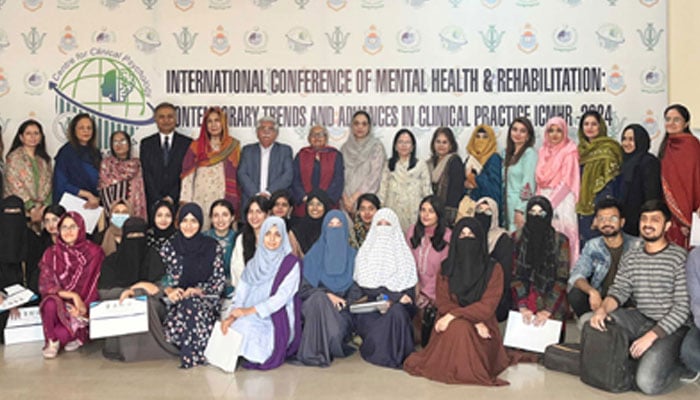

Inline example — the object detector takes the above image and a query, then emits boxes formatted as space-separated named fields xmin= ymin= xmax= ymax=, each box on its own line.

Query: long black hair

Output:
xmin=658 ymin=104 xmax=692 ymax=159
xmin=241 ymin=195 xmax=269 ymax=262
xmin=9 ymin=119 xmax=51 ymax=163
xmin=209 ymin=198 xmax=235 ymax=230
xmin=505 ymin=117 xmax=535 ymax=166
xmin=388 ymin=129 xmax=418 ymax=171
xmin=108 ymin=130 xmax=132 ymax=159
xmin=67 ymin=113 xmax=101 ymax=168
xmin=409 ymin=195 xmax=448 ymax=251
xmin=429 ymin=127 xmax=458 ymax=167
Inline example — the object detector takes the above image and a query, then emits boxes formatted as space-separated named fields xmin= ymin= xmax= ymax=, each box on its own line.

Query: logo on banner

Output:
xmin=58 ymin=0 xmax=79 ymax=9
xmin=24 ymin=70 xmax=46 ymax=95
xmin=0 ymin=68 xmax=10 ymax=97
xmin=142 ymin=0 xmax=158 ymax=9
xmin=0 ymin=0 xmax=6 ymax=9
xmin=397 ymin=27 xmax=421 ymax=53
xmin=637 ymin=23 xmax=663 ymax=51
xmin=211 ymin=26 xmax=230 ymax=55
xmin=439 ymin=26 xmax=467 ymax=52
xmin=606 ymin=65 xmax=626 ymax=95
xmin=363 ymin=25 xmax=383 ymax=55
xmin=553 ymin=25 xmax=577 ymax=51
xmin=642 ymin=110 xmax=661 ymax=140
xmin=639 ymin=0 xmax=659 ymax=7
xmin=102 ymin=0 xmax=125 ymax=9
xmin=608 ymin=111 xmax=627 ymax=138
xmin=406 ymin=0 xmax=429 ymax=7
xmin=596 ymin=23 xmax=625 ymax=51
xmin=361 ymin=0 xmax=384 ymax=9
xmin=58 ymin=26 xmax=79 ymax=55
xmin=210 ymin=0 xmax=231 ymax=8
xmin=22 ymin=27 xmax=46 ymax=55
xmin=516 ymin=0 xmax=539 ymax=6
xmin=640 ymin=66 xmax=665 ymax=93
xmin=174 ymin=27 xmax=198 ymax=55
xmin=481 ymin=0 xmax=501 ymax=8
xmin=174 ymin=0 xmax=194 ymax=11
xmin=253 ymin=0 xmax=277 ymax=8
xmin=49 ymin=49 xmax=155 ymax=148
xmin=286 ymin=27 xmax=314 ymax=53
xmin=326 ymin=27 xmax=350 ymax=54
xmin=93 ymin=28 xmax=117 ymax=44
xmin=562 ymin=0 xmax=582 ymax=5
xmin=133 ymin=27 xmax=161 ymax=54
xmin=244 ymin=27 xmax=268 ymax=54
xmin=23 ymin=0 xmax=43 ymax=11
xmin=295 ymin=0 xmax=310 ymax=9
xmin=0 ymin=30 xmax=9 ymax=52
xmin=479 ymin=25 xmax=504 ymax=53
xmin=518 ymin=24 xmax=538 ymax=54
xmin=449 ymin=0 xmax=464 ymax=6
xmin=327 ymin=0 xmax=347 ymax=11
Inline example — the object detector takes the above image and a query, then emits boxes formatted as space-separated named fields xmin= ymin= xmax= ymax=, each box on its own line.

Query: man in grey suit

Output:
xmin=238 ymin=117 xmax=294 ymax=208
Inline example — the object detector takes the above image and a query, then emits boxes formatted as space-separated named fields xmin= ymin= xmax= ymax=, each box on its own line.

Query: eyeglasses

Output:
xmin=60 ymin=224 xmax=79 ymax=232
xmin=309 ymin=132 xmax=326 ymax=139
xmin=595 ymin=215 xmax=620 ymax=223
xmin=113 ymin=139 xmax=129 ymax=146
xmin=665 ymin=117 xmax=685 ymax=124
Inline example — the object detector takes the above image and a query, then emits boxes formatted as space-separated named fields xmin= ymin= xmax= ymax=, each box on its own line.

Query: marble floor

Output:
xmin=1 ymin=338 xmax=698 ymax=400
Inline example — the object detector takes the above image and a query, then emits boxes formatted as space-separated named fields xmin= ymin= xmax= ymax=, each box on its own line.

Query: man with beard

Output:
xmin=568 ymin=198 xmax=641 ymax=322
xmin=590 ymin=200 xmax=690 ymax=395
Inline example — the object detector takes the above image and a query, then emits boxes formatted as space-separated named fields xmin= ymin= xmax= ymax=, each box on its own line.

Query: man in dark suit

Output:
xmin=139 ymin=102 xmax=192 ymax=222
xmin=238 ymin=116 xmax=294 ymax=208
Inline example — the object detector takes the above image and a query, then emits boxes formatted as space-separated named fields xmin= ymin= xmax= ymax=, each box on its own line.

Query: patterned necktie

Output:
xmin=163 ymin=135 xmax=170 ymax=165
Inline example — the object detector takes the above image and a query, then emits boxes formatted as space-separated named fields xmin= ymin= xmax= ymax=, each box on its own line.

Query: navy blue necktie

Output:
xmin=163 ymin=136 xmax=170 ymax=165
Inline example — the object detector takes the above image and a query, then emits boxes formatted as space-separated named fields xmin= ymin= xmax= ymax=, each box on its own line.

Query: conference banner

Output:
xmin=0 ymin=0 xmax=667 ymax=157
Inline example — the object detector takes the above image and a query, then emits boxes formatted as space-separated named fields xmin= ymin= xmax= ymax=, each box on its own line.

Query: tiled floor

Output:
xmin=1 ymin=338 xmax=698 ymax=400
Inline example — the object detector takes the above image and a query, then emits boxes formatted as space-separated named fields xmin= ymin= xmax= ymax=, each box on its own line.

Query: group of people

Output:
xmin=0 ymin=102 xmax=698 ymax=394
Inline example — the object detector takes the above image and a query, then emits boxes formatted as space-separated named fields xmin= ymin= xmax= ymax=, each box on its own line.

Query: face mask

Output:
xmin=475 ymin=213 xmax=492 ymax=231
xmin=111 ymin=213 xmax=129 ymax=229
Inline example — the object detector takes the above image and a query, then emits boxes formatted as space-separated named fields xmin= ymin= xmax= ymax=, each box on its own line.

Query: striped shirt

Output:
xmin=607 ymin=243 xmax=689 ymax=338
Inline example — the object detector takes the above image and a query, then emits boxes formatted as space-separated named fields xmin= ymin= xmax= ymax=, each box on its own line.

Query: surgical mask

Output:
xmin=110 ymin=213 xmax=129 ymax=229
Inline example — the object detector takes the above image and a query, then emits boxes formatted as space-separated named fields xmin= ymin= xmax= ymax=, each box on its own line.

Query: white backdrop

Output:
xmin=0 ymin=0 xmax=668 ymax=158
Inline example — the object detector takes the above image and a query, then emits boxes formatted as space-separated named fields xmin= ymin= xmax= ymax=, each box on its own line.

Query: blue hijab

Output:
xmin=241 ymin=216 xmax=292 ymax=286
xmin=302 ymin=210 xmax=356 ymax=294
xmin=171 ymin=203 xmax=218 ymax=288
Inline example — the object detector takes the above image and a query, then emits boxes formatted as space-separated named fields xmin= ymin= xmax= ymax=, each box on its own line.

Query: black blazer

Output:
xmin=139 ymin=132 xmax=192 ymax=220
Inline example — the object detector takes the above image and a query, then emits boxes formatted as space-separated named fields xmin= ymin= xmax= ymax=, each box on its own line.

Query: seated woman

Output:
xmin=230 ymin=195 xmax=268 ymax=288
xmin=204 ymin=199 xmax=237 ymax=302
xmin=98 ymin=130 xmax=147 ymax=220
xmin=296 ymin=210 xmax=357 ymax=366
xmin=353 ymin=208 xmax=418 ymax=368
xmin=39 ymin=212 xmax=104 ymax=358
xmin=404 ymin=217 xmax=510 ymax=386
xmin=99 ymin=200 xmax=133 ymax=257
xmin=146 ymin=200 xmax=176 ymax=252
xmin=350 ymin=193 xmax=380 ymax=249
xmin=160 ymin=203 xmax=225 ymax=368
xmin=26 ymin=205 xmax=66 ymax=296
xmin=220 ymin=216 xmax=302 ymax=370
xmin=512 ymin=196 xmax=570 ymax=332
xmin=406 ymin=195 xmax=451 ymax=347
xmin=290 ymin=189 xmax=331 ymax=256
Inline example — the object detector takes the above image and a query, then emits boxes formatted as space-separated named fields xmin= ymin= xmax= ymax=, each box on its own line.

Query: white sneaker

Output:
xmin=42 ymin=340 xmax=60 ymax=359
xmin=64 ymin=339 xmax=83 ymax=352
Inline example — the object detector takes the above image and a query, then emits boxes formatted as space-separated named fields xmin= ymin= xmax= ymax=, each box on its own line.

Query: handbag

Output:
xmin=543 ymin=343 xmax=581 ymax=376
xmin=580 ymin=321 xmax=636 ymax=393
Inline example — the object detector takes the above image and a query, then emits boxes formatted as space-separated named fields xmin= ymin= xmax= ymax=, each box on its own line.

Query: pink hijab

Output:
xmin=535 ymin=117 xmax=580 ymax=201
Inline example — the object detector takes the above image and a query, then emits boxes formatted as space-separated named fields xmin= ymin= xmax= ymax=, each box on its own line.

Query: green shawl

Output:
xmin=576 ymin=121 xmax=622 ymax=216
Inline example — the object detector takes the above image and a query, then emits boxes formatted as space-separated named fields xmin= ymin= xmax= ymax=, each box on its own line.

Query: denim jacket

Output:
xmin=568 ymin=233 xmax=642 ymax=290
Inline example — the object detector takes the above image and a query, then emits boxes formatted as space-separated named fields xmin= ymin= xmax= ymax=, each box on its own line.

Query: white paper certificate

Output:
xmin=0 ymin=284 xmax=38 ymax=312
xmin=503 ymin=310 xmax=563 ymax=353
xmin=89 ymin=296 xmax=148 ymax=339
xmin=4 ymin=306 xmax=44 ymax=345
xmin=58 ymin=192 xmax=104 ymax=234
xmin=205 ymin=321 xmax=243 ymax=373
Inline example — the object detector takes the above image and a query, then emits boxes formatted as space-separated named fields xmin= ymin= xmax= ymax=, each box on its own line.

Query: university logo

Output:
xmin=49 ymin=49 xmax=155 ymax=149
xmin=211 ymin=26 xmax=231 ymax=55
xmin=596 ymin=23 xmax=625 ymax=51
xmin=174 ymin=0 xmax=194 ymax=11
xmin=22 ymin=27 xmax=46 ymax=55
xmin=93 ymin=28 xmax=117 ymax=44
xmin=640 ymin=66 xmax=665 ymax=93
xmin=639 ymin=0 xmax=659 ymax=7
xmin=606 ymin=64 xmax=626 ymax=95
xmin=608 ymin=111 xmax=627 ymax=138
xmin=397 ymin=27 xmax=421 ymax=53
xmin=0 ymin=29 xmax=9 ymax=52
xmin=363 ymin=26 xmax=383 ymax=55
xmin=517 ymin=24 xmax=538 ymax=54
xmin=637 ymin=23 xmax=663 ymax=51
xmin=23 ymin=0 xmax=43 ymax=11
xmin=553 ymin=25 xmax=577 ymax=52
xmin=102 ymin=0 xmax=125 ymax=9
xmin=133 ymin=27 xmax=161 ymax=54
xmin=0 ymin=68 xmax=10 ymax=97
xmin=58 ymin=0 xmax=80 ymax=10
xmin=142 ymin=0 xmax=158 ymax=9
xmin=327 ymin=0 xmax=347 ymax=11
xmin=173 ymin=27 xmax=198 ymax=55
xmin=210 ymin=0 xmax=231 ymax=8
xmin=24 ymin=70 xmax=47 ymax=96
xmin=295 ymin=0 xmax=310 ymax=9
xmin=439 ymin=26 xmax=467 ymax=52
xmin=252 ymin=0 xmax=277 ymax=9
xmin=480 ymin=0 xmax=501 ymax=8
xmin=58 ymin=26 xmax=79 ymax=55
xmin=479 ymin=25 xmax=505 ymax=53
xmin=326 ymin=27 xmax=350 ymax=54
xmin=641 ymin=110 xmax=661 ymax=140
xmin=286 ymin=27 xmax=314 ymax=54
xmin=244 ymin=27 xmax=268 ymax=54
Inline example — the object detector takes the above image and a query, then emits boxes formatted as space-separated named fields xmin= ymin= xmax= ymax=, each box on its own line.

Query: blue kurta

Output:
xmin=469 ymin=153 xmax=503 ymax=225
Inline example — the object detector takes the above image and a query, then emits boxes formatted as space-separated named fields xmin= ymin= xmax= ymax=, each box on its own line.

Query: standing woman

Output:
xmin=160 ymin=203 xmax=225 ymax=368
xmin=658 ymin=104 xmax=700 ymax=249
xmin=350 ymin=193 xmax=380 ymax=249
xmin=230 ymin=196 xmax=268 ymax=288
xmin=379 ymin=129 xmax=432 ymax=232
xmin=406 ymin=195 xmax=451 ymax=346
xmin=291 ymin=125 xmax=344 ymax=217
xmin=340 ymin=111 xmax=386 ymax=214
xmin=39 ymin=212 xmax=104 ymax=358
xmin=618 ymin=124 xmax=661 ymax=236
xmin=504 ymin=117 xmax=537 ymax=232
xmin=180 ymin=107 xmax=241 ymax=228
xmin=98 ymin=130 xmax=147 ymax=219
xmin=428 ymin=127 xmax=465 ymax=224
xmin=576 ymin=110 xmax=622 ymax=244
xmin=53 ymin=113 xmax=101 ymax=209
xmin=204 ymin=199 xmax=237 ymax=301
xmin=220 ymin=216 xmax=302 ymax=370
xmin=4 ymin=119 xmax=53 ymax=229
xmin=464 ymin=124 xmax=503 ymax=219
xmin=353 ymin=208 xmax=418 ymax=368
xmin=535 ymin=116 xmax=580 ymax=266
xmin=146 ymin=200 xmax=176 ymax=252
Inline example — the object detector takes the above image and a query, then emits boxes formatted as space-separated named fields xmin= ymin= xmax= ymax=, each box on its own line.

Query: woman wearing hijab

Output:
xmin=290 ymin=189 xmax=331 ymax=256
xmin=464 ymin=124 xmax=503 ymax=217
xmin=658 ymin=104 xmax=700 ymax=249
xmin=536 ymin=116 xmax=580 ymax=266
xmin=180 ymin=107 xmax=242 ymax=227
xmin=350 ymin=193 xmax=381 ymax=249
xmin=340 ymin=111 xmax=386 ymax=214
xmin=406 ymin=195 xmax=451 ymax=346
xmin=99 ymin=200 xmax=133 ymax=257
xmin=160 ymin=203 xmax=225 ymax=368
xmin=511 ymin=196 xmax=570 ymax=330
xmin=146 ymin=200 xmax=176 ymax=252
xmin=474 ymin=197 xmax=513 ymax=322
xmin=577 ymin=110 xmax=622 ymax=244
xmin=504 ymin=117 xmax=537 ymax=232
xmin=404 ymin=217 xmax=510 ymax=386
xmin=0 ymin=196 xmax=30 ymax=344
xmin=230 ymin=195 xmax=268 ymax=288
xmin=379 ymin=129 xmax=432 ymax=232
xmin=25 ymin=205 xmax=66 ymax=297
xmin=220 ymin=216 xmax=302 ymax=370
xmin=296 ymin=210 xmax=357 ymax=367
xmin=39 ymin=212 xmax=104 ymax=358
xmin=353 ymin=208 xmax=418 ymax=368
xmin=98 ymin=130 xmax=147 ymax=220
xmin=618 ymin=124 xmax=661 ymax=236
xmin=428 ymin=127 xmax=465 ymax=224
